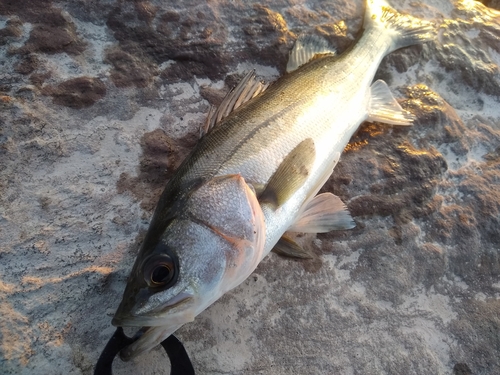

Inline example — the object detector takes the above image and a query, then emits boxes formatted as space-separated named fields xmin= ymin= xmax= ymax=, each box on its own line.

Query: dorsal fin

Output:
xmin=286 ymin=34 xmax=336 ymax=73
xmin=201 ymin=71 xmax=269 ymax=136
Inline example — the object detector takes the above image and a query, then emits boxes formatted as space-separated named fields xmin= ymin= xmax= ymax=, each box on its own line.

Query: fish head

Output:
xmin=112 ymin=174 xmax=266 ymax=360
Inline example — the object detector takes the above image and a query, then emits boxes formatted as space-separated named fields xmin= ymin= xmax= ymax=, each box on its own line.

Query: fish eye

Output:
xmin=143 ymin=254 xmax=177 ymax=288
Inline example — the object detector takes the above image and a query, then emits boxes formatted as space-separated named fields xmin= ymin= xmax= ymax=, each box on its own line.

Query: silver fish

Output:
xmin=112 ymin=0 xmax=434 ymax=360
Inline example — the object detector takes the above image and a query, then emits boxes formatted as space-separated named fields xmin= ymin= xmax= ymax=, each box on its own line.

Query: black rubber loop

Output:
xmin=94 ymin=327 xmax=195 ymax=375
xmin=161 ymin=335 xmax=196 ymax=375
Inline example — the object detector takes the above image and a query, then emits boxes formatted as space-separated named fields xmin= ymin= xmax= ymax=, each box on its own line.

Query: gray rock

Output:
xmin=0 ymin=0 xmax=499 ymax=374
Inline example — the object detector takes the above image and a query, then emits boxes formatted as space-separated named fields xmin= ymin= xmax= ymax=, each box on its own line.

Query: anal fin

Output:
xmin=288 ymin=192 xmax=355 ymax=233
xmin=259 ymin=138 xmax=316 ymax=209
xmin=367 ymin=80 xmax=415 ymax=126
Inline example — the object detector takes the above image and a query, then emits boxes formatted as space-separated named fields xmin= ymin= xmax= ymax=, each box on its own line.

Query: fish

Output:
xmin=111 ymin=0 xmax=434 ymax=361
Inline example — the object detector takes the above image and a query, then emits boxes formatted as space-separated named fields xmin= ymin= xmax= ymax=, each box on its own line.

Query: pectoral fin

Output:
xmin=288 ymin=192 xmax=355 ymax=233
xmin=259 ymin=138 xmax=316 ymax=209
xmin=367 ymin=80 xmax=415 ymax=126
xmin=272 ymin=235 xmax=313 ymax=259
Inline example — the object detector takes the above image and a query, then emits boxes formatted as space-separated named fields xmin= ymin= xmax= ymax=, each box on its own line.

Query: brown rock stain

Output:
xmin=43 ymin=77 xmax=106 ymax=109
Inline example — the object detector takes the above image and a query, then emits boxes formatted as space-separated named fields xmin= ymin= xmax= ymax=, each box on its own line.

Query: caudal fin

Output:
xmin=365 ymin=0 xmax=435 ymax=53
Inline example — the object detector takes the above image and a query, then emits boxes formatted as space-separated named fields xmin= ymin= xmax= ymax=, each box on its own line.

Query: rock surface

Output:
xmin=1 ymin=1 xmax=499 ymax=374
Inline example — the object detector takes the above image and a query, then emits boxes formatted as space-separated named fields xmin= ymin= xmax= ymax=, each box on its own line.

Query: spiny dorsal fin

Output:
xmin=201 ymin=71 xmax=269 ymax=136
xmin=272 ymin=235 xmax=313 ymax=259
xmin=288 ymin=193 xmax=355 ymax=233
xmin=367 ymin=80 xmax=414 ymax=126
xmin=259 ymin=138 xmax=316 ymax=209
xmin=286 ymin=34 xmax=336 ymax=73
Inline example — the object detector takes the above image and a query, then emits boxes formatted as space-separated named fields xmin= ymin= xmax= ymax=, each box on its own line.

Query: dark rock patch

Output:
xmin=199 ymin=85 xmax=228 ymax=108
xmin=30 ymin=71 xmax=52 ymax=88
xmin=117 ymin=129 xmax=197 ymax=212
xmin=15 ymin=22 xmax=86 ymax=56
xmin=14 ymin=54 xmax=39 ymax=75
xmin=1 ymin=0 xmax=87 ymax=56
xmin=314 ymin=20 xmax=353 ymax=55
xmin=0 ymin=17 xmax=22 ymax=46
xmin=451 ymin=299 xmax=500 ymax=375
xmin=347 ymin=142 xmax=447 ymax=227
xmin=105 ymin=48 xmax=158 ymax=88
xmin=43 ymin=77 xmax=106 ymax=109
xmin=0 ymin=0 xmax=56 ymax=24
xmin=433 ymin=17 xmax=500 ymax=96
xmin=240 ymin=5 xmax=295 ymax=72
xmin=479 ymin=0 xmax=500 ymax=10
xmin=453 ymin=363 xmax=472 ymax=375
xmin=106 ymin=2 xmax=229 ymax=83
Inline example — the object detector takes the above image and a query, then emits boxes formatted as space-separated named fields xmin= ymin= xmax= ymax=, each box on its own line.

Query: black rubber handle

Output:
xmin=94 ymin=327 xmax=195 ymax=375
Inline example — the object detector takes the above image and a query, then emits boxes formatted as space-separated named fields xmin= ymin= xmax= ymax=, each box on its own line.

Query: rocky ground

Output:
xmin=1 ymin=0 xmax=499 ymax=374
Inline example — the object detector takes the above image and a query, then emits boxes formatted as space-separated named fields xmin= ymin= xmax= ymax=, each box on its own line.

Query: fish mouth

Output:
xmin=112 ymin=295 xmax=196 ymax=361
xmin=114 ymin=308 xmax=196 ymax=361
xmin=112 ymin=293 xmax=193 ymax=327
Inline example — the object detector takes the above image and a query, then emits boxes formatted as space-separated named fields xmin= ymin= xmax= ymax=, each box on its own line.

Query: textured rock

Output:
xmin=0 ymin=1 xmax=499 ymax=375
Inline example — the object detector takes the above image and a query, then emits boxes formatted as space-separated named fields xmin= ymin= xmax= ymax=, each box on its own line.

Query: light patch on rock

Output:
xmin=401 ymin=286 xmax=457 ymax=324
xmin=236 ymin=62 xmax=280 ymax=80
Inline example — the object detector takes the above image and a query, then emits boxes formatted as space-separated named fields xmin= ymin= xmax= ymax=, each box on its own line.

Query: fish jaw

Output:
xmin=115 ymin=309 xmax=196 ymax=361
xmin=112 ymin=174 xmax=266 ymax=359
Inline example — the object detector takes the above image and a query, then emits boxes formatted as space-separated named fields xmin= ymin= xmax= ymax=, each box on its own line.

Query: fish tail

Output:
xmin=365 ymin=0 xmax=435 ymax=53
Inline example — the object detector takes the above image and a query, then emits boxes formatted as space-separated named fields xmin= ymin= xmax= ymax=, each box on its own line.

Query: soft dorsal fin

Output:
xmin=367 ymin=80 xmax=415 ymax=126
xmin=272 ymin=235 xmax=313 ymax=259
xmin=286 ymin=34 xmax=336 ymax=73
xmin=288 ymin=192 xmax=355 ymax=233
xmin=259 ymin=138 xmax=316 ymax=209
xmin=201 ymin=71 xmax=269 ymax=135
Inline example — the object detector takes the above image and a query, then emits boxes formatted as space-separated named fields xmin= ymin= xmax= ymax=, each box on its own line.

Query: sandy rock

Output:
xmin=0 ymin=1 xmax=499 ymax=374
